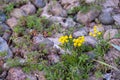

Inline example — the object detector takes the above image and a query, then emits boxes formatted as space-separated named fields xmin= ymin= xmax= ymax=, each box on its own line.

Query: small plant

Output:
xmin=4 ymin=3 xmax=14 ymax=17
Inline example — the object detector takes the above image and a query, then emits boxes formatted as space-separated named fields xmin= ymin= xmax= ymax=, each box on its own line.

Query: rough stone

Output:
xmin=31 ymin=0 xmax=46 ymax=8
xmin=76 ymin=10 xmax=100 ymax=25
xmin=113 ymin=14 xmax=120 ymax=26
xmin=103 ymin=29 xmax=118 ymax=40
xmin=20 ymin=2 xmax=36 ymax=15
xmin=10 ymin=8 xmax=26 ymax=19
xmin=33 ymin=34 xmax=54 ymax=47
xmin=6 ymin=17 xmax=18 ymax=29
xmin=48 ymin=1 xmax=67 ymax=17
xmin=99 ymin=12 xmax=114 ymax=25
xmin=6 ymin=68 xmax=26 ymax=80
xmin=0 ymin=37 xmax=13 ymax=58
xmin=84 ymin=36 xmax=97 ymax=47
xmin=73 ymin=27 xmax=88 ymax=38
xmin=0 ymin=11 xmax=6 ymax=23
xmin=103 ymin=0 xmax=119 ymax=8
xmin=48 ymin=54 xmax=60 ymax=63
xmin=63 ymin=18 xmax=76 ymax=28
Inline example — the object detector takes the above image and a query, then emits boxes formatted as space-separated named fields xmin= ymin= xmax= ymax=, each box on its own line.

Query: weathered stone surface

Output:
xmin=48 ymin=1 xmax=67 ymax=17
xmin=103 ymin=29 xmax=118 ymax=40
xmin=76 ymin=10 xmax=100 ymax=25
xmin=113 ymin=14 xmax=120 ymax=26
xmin=31 ymin=0 xmax=46 ymax=8
xmin=0 ymin=11 xmax=6 ymax=23
xmin=84 ymin=36 xmax=97 ymax=47
xmin=99 ymin=12 xmax=114 ymax=25
xmin=10 ymin=8 xmax=26 ymax=19
xmin=6 ymin=68 xmax=26 ymax=80
xmin=0 ymin=37 xmax=13 ymax=58
xmin=20 ymin=3 xmax=36 ymax=15
xmin=73 ymin=27 xmax=88 ymax=38
xmin=103 ymin=0 xmax=119 ymax=8
xmin=6 ymin=17 xmax=18 ymax=29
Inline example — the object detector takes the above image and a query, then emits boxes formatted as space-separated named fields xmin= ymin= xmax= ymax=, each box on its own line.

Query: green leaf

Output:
xmin=111 ymin=44 xmax=120 ymax=51
xmin=93 ymin=59 xmax=120 ymax=71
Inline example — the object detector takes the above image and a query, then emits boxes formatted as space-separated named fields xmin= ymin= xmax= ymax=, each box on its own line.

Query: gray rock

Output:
xmin=0 ymin=11 xmax=6 ymax=23
xmin=99 ymin=12 xmax=114 ymax=25
xmin=84 ymin=36 xmax=97 ymax=47
xmin=26 ymin=74 xmax=37 ymax=80
xmin=6 ymin=17 xmax=18 ymax=29
xmin=33 ymin=34 xmax=54 ymax=47
xmin=48 ymin=54 xmax=60 ymax=63
xmin=73 ymin=27 xmax=88 ymax=38
xmin=103 ymin=73 xmax=112 ymax=80
xmin=103 ymin=29 xmax=118 ymax=40
xmin=61 ymin=0 xmax=80 ymax=10
xmin=10 ymin=8 xmax=26 ymax=19
xmin=0 ymin=23 xmax=11 ymax=36
xmin=85 ymin=0 xmax=95 ymax=4
xmin=113 ymin=14 xmax=120 ymax=26
xmin=6 ymin=68 xmax=26 ymax=80
xmin=0 ymin=37 xmax=13 ymax=58
xmin=31 ymin=0 xmax=46 ymax=8
xmin=76 ymin=10 xmax=100 ymax=25
xmin=20 ymin=2 xmax=36 ymax=15
xmin=48 ymin=1 xmax=67 ymax=17
xmin=103 ymin=0 xmax=119 ymax=8
xmin=63 ymin=18 xmax=76 ymax=28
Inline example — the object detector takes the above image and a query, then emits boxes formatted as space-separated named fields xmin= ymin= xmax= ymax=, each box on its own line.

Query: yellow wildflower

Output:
xmin=73 ymin=36 xmax=85 ymax=47
xmin=69 ymin=34 xmax=72 ymax=39
xmin=59 ymin=35 xmax=69 ymax=44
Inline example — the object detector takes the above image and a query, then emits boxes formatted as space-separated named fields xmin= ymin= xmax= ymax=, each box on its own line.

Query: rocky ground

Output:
xmin=0 ymin=0 xmax=120 ymax=80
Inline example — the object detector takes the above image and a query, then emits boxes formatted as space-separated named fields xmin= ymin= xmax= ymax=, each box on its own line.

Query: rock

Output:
xmin=109 ymin=39 xmax=120 ymax=46
xmin=6 ymin=68 xmax=26 ymax=80
xmin=103 ymin=29 xmax=118 ymax=40
xmin=48 ymin=37 xmax=60 ymax=46
xmin=84 ymin=36 xmax=97 ymax=47
xmin=0 ymin=23 xmax=10 ymax=36
xmin=6 ymin=17 xmax=18 ymax=29
xmin=48 ymin=1 xmax=67 ymax=17
xmin=103 ymin=73 xmax=112 ymax=80
xmin=10 ymin=8 xmax=26 ymax=19
xmin=31 ymin=0 xmax=46 ymax=8
xmin=103 ymin=25 xmax=113 ymax=31
xmin=103 ymin=0 xmax=119 ymax=8
xmin=34 ymin=71 xmax=46 ymax=80
xmin=63 ymin=18 xmax=76 ymax=28
xmin=33 ymin=34 xmax=54 ymax=47
xmin=20 ymin=2 xmax=36 ymax=15
xmin=113 ymin=14 xmax=120 ymax=26
xmin=99 ymin=12 xmax=114 ymax=25
xmin=26 ymin=74 xmax=37 ymax=80
xmin=0 ymin=23 xmax=12 ymax=41
xmin=48 ymin=54 xmax=60 ymax=63
xmin=0 ymin=37 xmax=13 ymax=58
xmin=76 ymin=10 xmax=100 ymax=25
xmin=0 ymin=11 xmax=6 ymax=23
xmin=61 ymin=0 xmax=80 ymax=10
xmin=73 ymin=27 xmax=88 ymax=38
xmin=85 ymin=0 xmax=95 ymax=4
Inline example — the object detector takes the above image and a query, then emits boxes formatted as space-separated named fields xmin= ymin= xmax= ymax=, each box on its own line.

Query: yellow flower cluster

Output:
xmin=73 ymin=36 xmax=85 ymax=47
xmin=89 ymin=25 xmax=102 ymax=37
xmin=59 ymin=35 xmax=72 ymax=44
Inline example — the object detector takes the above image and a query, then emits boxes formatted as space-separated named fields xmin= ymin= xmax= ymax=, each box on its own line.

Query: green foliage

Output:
xmin=68 ymin=0 xmax=102 ymax=14
xmin=94 ymin=39 xmax=110 ymax=57
xmin=44 ymin=51 xmax=93 ymax=80
xmin=0 ymin=52 xmax=7 ymax=57
xmin=4 ymin=3 xmax=14 ymax=17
